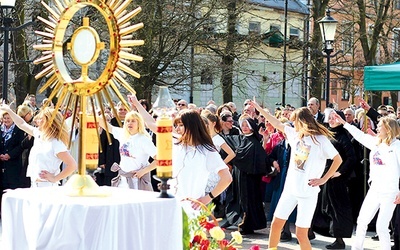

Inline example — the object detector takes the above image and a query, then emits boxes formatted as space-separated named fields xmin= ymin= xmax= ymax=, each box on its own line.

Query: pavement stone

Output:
xmin=0 ymin=218 xmax=387 ymax=249
xmin=228 ymin=225 xmax=383 ymax=249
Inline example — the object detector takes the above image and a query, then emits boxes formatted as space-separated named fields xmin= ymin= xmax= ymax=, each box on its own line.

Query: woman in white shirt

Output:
xmin=334 ymin=114 xmax=400 ymax=250
xmin=128 ymin=95 xmax=232 ymax=213
xmin=201 ymin=110 xmax=235 ymax=193
xmin=98 ymin=110 xmax=156 ymax=190
xmin=0 ymin=104 xmax=77 ymax=187
xmin=251 ymin=101 xmax=342 ymax=250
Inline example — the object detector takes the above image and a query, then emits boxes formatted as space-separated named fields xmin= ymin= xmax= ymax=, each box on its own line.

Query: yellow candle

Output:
xmin=156 ymin=116 xmax=173 ymax=178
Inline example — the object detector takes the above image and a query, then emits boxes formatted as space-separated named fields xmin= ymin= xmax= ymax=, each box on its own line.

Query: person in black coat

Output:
xmin=0 ymin=112 xmax=25 ymax=189
xmin=0 ymin=112 xmax=25 ymax=214
xmin=97 ymin=103 xmax=127 ymax=186
xmin=315 ymin=111 xmax=357 ymax=249
xmin=222 ymin=116 xmax=271 ymax=234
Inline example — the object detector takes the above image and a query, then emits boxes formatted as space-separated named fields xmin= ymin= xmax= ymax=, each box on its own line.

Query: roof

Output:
xmin=247 ymin=0 xmax=310 ymax=15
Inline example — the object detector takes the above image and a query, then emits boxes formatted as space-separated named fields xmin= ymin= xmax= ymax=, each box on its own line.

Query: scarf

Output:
xmin=2 ymin=123 xmax=15 ymax=142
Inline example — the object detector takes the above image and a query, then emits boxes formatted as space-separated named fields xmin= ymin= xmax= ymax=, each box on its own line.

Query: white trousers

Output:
xmin=352 ymin=188 xmax=397 ymax=250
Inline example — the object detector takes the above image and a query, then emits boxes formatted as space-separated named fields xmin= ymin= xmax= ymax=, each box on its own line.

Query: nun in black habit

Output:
xmin=221 ymin=116 xmax=271 ymax=234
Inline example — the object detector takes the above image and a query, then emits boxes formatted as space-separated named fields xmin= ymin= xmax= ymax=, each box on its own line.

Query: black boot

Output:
xmin=326 ymin=238 xmax=345 ymax=249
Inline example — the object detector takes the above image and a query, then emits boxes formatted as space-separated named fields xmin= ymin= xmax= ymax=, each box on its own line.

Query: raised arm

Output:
xmin=0 ymin=103 xmax=34 ymax=136
xmin=249 ymin=100 xmax=284 ymax=132
xmin=128 ymin=94 xmax=157 ymax=133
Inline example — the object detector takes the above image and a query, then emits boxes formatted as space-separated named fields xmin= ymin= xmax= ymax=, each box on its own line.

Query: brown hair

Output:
xmin=174 ymin=110 xmax=215 ymax=151
xmin=201 ymin=109 xmax=222 ymax=133
xmin=290 ymin=107 xmax=334 ymax=143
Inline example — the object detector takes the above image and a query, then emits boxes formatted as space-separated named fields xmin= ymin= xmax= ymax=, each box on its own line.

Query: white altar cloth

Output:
xmin=1 ymin=187 xmax=182 ymax=250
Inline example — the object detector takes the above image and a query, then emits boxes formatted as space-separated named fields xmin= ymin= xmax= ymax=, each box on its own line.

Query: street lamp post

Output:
xmin=318 ymin=9 xmax=338 ymax=108
xmin=0 ymin=0 xmax=15 ymax=102
xmin=0 ymin=0 xmax=33 ymax=102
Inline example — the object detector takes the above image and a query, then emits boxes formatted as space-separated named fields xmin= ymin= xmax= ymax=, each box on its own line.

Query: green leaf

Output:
xmin=182 ymin=208 xmax=190 ymax=250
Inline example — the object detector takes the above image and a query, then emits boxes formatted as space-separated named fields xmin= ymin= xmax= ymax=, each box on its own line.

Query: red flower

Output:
xmin=200 ymin=219 xmax=216 ymax=230
xmin=200 ymin=239 xmax=210 ymax=250
xmin=249 ymin=245 xmax=260 ymax=250
xmin=192 ymin=235 xmax=202 ymax=244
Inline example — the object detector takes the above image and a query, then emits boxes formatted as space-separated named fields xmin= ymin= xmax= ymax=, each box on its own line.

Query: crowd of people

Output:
xmin=0 ymin=93 xmax=399 ymax=250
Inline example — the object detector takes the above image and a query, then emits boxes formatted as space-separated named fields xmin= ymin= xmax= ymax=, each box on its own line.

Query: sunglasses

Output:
xmin=177 ymin=103 xmax=186 ymax=106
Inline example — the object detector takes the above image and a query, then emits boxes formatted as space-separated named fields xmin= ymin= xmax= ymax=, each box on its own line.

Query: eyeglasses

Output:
xmin=225 ymin=120 xmax=234 ymax=123
xmin=177 ymin=103 xmax=186 ymax=106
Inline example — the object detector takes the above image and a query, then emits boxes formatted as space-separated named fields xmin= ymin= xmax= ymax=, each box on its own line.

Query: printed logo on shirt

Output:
xmin=294 ymin=139 xmax=311 ymax=171
xmin=372 ymin=151 xmax=384 ymax=165
xmin=120 ymin=142 xmax=132 ymax=157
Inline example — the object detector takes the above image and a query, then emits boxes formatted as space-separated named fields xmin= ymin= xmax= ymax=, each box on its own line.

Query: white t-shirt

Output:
xmin=284 ymin=126 xmax=338 ymax=197
xmin=204 ymin=134 xmax=226 ymax=193
xmin=27 ymin=128 xmax=68 ymax=182
xmin=212 ymin=134 xmax=225 ymax=152
xmin=172 ymin=144 xmax=227 ymax=200
xmin=111 ymin=127 xmax=156 ymax=172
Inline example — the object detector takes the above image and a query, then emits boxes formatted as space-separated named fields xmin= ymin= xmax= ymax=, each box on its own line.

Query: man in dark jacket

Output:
xmin=97 ymin=103 xmax=127 ymax=186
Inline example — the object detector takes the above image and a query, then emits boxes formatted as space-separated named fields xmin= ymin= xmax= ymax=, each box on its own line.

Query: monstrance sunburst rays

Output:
xmin=32 ymin=0 xmax=144 ymax=196
xmin=33 ymin=0 xmax=143 ymax=127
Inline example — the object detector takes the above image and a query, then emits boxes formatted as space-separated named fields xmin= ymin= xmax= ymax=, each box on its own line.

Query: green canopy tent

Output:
xmin=364 ymin=62 xmax=400 ymax=91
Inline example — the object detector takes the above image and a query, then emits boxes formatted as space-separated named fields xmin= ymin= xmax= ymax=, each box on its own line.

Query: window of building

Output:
xmin=342 ymin=22 xmax=353 ymax=53
xmin=394 ymin=31 xmax=400 ymax=57
xmin=270 ymin=25 xmax=280 ymax=32
xmin=201 ymin=68 xmax=213 ymax=85
xmin=263 ymin=24 xmax=283 ymax=47
xmin=249 ymin=21 xmax=261 ymax=35
xmin=396 ymin=0 xmax=400 ymax=10
xmin=203 ymin=17 xmax=216 ymax=33
xmin=341 ymin=77 xmax=351 ymax=101
xmin=289 ymin=27 xmax=302 ymax=49
xmin=289 ymin=27 xmax=299 ymax=38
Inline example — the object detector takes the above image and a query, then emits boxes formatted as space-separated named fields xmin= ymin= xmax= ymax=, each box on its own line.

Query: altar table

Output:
xmin=1 ymin=187 xmax=182 ymax=250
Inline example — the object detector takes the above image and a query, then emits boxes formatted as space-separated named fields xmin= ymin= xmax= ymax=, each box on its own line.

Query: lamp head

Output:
xmin=0 ymin=0 xmax=15 ymax=8
xmin=152 ymin=86 xmax=176 ymax=118
xmin=318 ymin=9 xmax=338 ymax=44
xmin=0 ymin=0 xmax=15 ymax=21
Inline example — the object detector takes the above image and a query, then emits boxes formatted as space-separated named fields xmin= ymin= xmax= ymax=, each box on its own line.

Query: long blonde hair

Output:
xmin=378 ymin=116 xmax=400 ymax=145
xmin=123 ymin=111 xmax=149 ymax=139
xmin=34 ymin=108 xmax=69 ymax=145
xmin=290 ymin=107 xmax=334 ymax=143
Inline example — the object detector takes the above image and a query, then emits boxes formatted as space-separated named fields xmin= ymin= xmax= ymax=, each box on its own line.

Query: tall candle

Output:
xmin=156 ymin=116 xmax=173 ymax=178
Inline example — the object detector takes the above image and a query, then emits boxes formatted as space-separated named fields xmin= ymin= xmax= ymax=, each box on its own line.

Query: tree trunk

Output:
xmin=309 ymin=0 xmax=329 ymax=100
xmin=220 ymin=0 xmax=237 ymax=103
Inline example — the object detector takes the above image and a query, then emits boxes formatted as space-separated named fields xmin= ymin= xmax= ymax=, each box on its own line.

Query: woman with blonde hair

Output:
xmin=334 ymin=114 xmax=400 ymax=250
xmin=250 ymin=101 xmax=342 ymax=250
xmin=17 ymin=104 xmax=35 ymax=187
xmin=97 ymin=110 xmax=157 ymax=190
xmin=0 ymin=104 xmax=77 ymax=187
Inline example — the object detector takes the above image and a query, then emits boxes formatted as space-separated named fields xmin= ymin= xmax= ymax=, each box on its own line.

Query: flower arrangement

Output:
xmin=183 ymin=200 xmax=242 ymax=250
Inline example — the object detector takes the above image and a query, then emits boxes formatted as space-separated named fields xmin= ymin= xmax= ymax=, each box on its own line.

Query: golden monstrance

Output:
xmin=33 ymin=0 xmax=144 ymax=196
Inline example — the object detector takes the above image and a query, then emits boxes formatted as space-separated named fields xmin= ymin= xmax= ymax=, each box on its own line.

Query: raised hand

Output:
xmin=332 ymin=113 xmax=345 ymax=125
xmin=127 ymin=94 xmax=139 ymax=106
xmin=0 ymin=99 xmax=11 ymax=111
xmin=358 ymin=97 xmax=370 ymax=111
xmin=248 ymin=98 xmax=263 ymax=112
